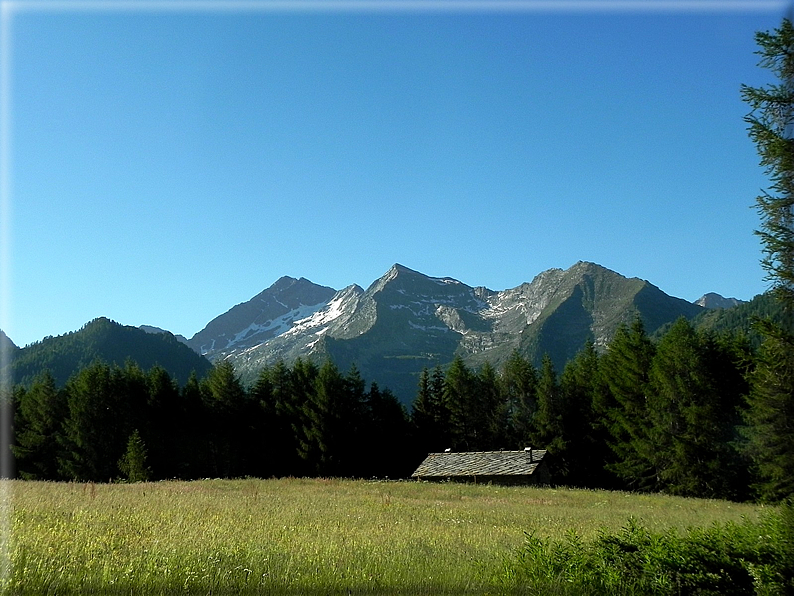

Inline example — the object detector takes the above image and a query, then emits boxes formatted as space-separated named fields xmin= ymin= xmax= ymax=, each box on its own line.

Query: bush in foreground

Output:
xmin=504 ymin=501 xmax=794 ymax=595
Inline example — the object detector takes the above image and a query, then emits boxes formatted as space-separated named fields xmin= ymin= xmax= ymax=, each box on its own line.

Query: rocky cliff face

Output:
xmin=197 ymin=262 xmax=706 ymax=404
xmin=695 ymin=292 xmax=747 ymax=309
xmin=187 ymin=276 xmax=336 ymax=359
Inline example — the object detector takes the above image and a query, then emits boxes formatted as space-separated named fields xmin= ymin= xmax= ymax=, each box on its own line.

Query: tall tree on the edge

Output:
xmin=741 ymin=17 xmax=794 ymax=502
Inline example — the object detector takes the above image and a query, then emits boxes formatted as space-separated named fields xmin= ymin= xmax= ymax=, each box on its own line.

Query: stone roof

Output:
xmin=411 ymin=449 xmax=547 ymax=479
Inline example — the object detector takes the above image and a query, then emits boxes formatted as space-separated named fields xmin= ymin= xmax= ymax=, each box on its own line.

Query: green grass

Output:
xmin=4 ymin=478 xmax=766 ymax=595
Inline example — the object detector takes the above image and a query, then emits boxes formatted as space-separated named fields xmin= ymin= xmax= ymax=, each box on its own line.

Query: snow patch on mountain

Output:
xmin=229 ymin=301 xmax=329 ymax=347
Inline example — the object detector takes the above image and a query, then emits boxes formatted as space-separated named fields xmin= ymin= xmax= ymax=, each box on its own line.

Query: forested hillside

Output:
xmin=6 ymin=317 xmax=213 ymax=387
xmin=10 ymin=314 xmax=783 ymax=502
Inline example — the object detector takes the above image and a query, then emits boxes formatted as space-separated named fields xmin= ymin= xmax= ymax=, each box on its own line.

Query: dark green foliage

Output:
xmin=742 ymin=18 xmax=794 ymax=311
xmin=201 ymin=360 xmax=254 ymax=478
xmin=529 ymin=355 xmax=566 ymax=461
xmin=142 ymin=365 xmax=185 ymax=479
xmin=509 ymin=503 xmax=794 ymax=595
xmin=500 ymin=350 xmax=538 ymax=449
xmin=647 ymin=319 xmax=748 ymax=499
xmin=744 ymin=319 xmax=794 ymax=502
xmin=12 ymin=371 xmax=67 ymax=480
xmin=254 ymin=360 xmax=305 ymax=477
xmin=741 ymin=18 xmax=794 ymax=504
xmin=2 ymin=312 xmax=768 ymax=496
xmin=600 ymin=318 xmax=657 ymax=491
xmin=58 ymin=360 xmax=135 ymax=481
xmin=445 ymin=356 xmax=481 ymax=451
xmin=477 ymin=361 xmax=508 ymax=450
xmin=411 ymin=367 xmax=446 ymax=455
xmin=11 ymin=354 xmax=418 ymax=481
xmin=559 ymin=341 xmax=606 ymax=487
xmin=689 ymin=292 xmax=784 ymax=348
xmin=7 ymin=317 xmax=212 ymax=388
xmin=361 ymin=382 xmax=412 ymax=478
xmin=117 ymin=429 xmax=151 ymax=482
xmin=298 ymin=360 xmax=360 ymax=476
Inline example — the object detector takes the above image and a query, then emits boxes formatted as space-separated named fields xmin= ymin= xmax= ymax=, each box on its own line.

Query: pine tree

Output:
xmin=559 ymin=341 xmax=603 ymax=487
xmin=529 ymin=355 xmax=567 ymax=481
xmin=179 ymin=371 xmax=208 ymax=478
xmin=144 ymin=365 xmax=182 ymax=479
xmin=499 ymin=350 xmax=538 ymax=448
xmin=599 ymin=318 xmax=657 ymax=491
xmin=299 ymin=360 xmax=346 ymax=476
xmin=477 ymin=361 xmax=507 ymax=450
xmin=59 ymin=361 xmax=129 ymax=481
xmin=201 ymin=360 xmax=250 ymax=478
xmin=444 ymin=356 xmax=479 ymax=451
xmin=411 ymin=366 xmax=452 ymax=456
xmin=742 ymin=18 xmax=794 ymax=311
xmin=745 ymin=319 xmax=794 ymax=501
xmin=647 ymin=319 xmax=745 ymax=498
xmin=269 ymin=360 xmax=305 ymax=476
xmin=118 ymin=429 xmax=151 ymax=482
xmin=742 ymin=17 xmax=794 ymax=501
xmin=363 ymin=382 xmax=411 ymax=478
xmin=12 ymin=371 xmax=67 ymax=480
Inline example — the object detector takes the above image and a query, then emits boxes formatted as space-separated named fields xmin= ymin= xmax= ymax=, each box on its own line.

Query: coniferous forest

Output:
xmin=3 ymin=312 xmax=785 ymax=503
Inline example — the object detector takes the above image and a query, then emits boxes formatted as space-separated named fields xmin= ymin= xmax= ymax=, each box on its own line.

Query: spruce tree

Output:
xmin=499 ymin=350 xmax=538 ymax=448
xmin=742 ymin=18 xmax=794 ymax=501
xmin=444 ymin=356 xmax=479 ymax=451
xmin=12 ymin=371 xmax=67 ymax=480
xmin=559 ymin=341 xmax=603 ymax=487
xmin=118 ymin=429 xmax=152 ymax=482
xmin=59 ymin=361 xmax=129 ymax=481
xmin=201 ymin=360 xmax=249 ymax=478
xmin=599 ymin=318 xmax=657 ymax=491
xmin=647 ymin=319 xmax=744 ymax=499
xmin=529 ymin=355 xmax=567 ymax=481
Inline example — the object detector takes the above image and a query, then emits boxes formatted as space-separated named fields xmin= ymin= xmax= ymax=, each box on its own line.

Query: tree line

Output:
xmin=7 ymin=311 xmax=791 ymax=503
xmin=11 ymin=358 xmax=412 ymax=483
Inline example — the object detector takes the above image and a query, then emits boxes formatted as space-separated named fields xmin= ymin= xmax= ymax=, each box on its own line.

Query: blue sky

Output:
xmin=1 ymin=0 xmax=790 ymax=347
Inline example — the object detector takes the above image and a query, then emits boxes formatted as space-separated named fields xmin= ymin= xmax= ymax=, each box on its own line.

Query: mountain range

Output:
xmin=183 ymin=261 xmax=733 ymax=403
xmin=2 ymin=261 xmax=755 ymax=405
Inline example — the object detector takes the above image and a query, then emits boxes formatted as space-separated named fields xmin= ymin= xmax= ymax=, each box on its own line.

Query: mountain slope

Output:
xmin=7 ymin=317 xmax=213 ymax=387
xmin=0 ymin=329 xmax=18 ymax=354
xmin=187 ymin=276 xmax=336 ymax=358
xmin=689 ymin=292 xmax=782 ymax=346
xmin=221 ymin=262 xmax=707 ymax=404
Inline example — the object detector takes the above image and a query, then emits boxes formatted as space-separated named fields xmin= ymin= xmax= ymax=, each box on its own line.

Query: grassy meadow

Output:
xmin=4 ymin=478 xmax=767 ymax=594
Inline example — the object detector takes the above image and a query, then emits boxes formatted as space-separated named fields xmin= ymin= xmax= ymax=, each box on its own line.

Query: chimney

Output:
xmin=524 ymin=446 xmax=533 ymax=462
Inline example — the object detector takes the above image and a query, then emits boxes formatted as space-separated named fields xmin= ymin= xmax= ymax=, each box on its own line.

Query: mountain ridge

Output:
xmin=190 ymin=261 xmax=711 ymax=403
xmin=5 ymin=317 xmax=213 ymax=387
xmin=5 ymin=262 xmax=757 ymax=405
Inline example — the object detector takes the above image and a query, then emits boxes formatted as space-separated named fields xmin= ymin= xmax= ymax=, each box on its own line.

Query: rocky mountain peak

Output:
xmin=695 ymin=293 xmax=746 ymax=309
xmin=188 ymin=276 xmax=336 ymax=358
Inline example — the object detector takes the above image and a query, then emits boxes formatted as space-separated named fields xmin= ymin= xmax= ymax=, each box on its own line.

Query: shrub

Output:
xmin=507 ymin=501 xmax=794 ymax=595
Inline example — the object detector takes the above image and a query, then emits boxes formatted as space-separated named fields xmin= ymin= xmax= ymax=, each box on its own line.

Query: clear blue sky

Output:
xmin=2 ymin=0 xmax=790 ymax=347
